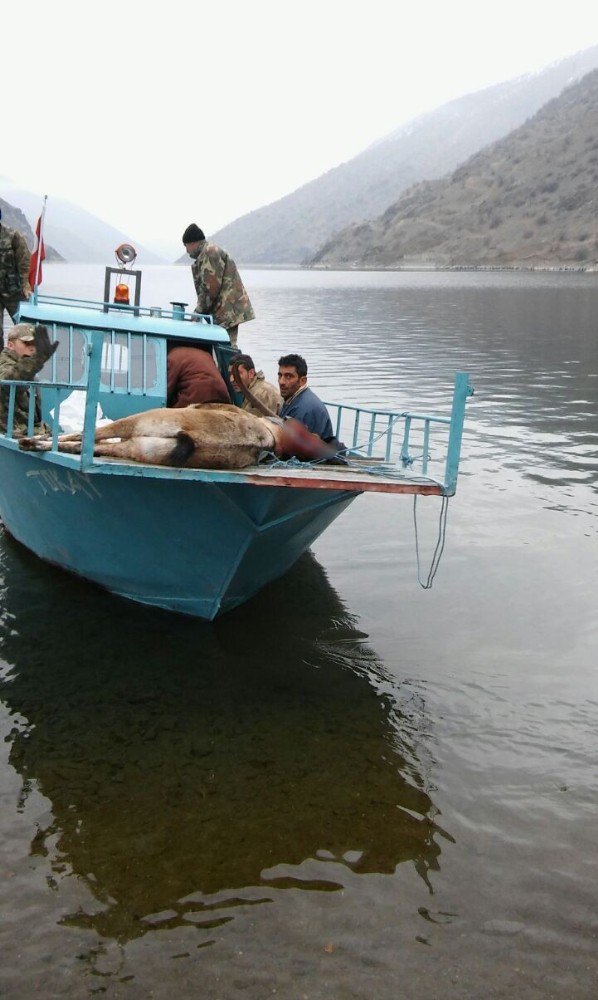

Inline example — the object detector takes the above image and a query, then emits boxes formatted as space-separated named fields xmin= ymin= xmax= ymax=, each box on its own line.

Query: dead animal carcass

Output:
xmin=18 ymin=404 xmax=337 ymax=469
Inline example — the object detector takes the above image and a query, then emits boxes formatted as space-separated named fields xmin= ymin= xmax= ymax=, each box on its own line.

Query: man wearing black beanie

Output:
xmin=182 ymin=224 xmax=254 ymax=348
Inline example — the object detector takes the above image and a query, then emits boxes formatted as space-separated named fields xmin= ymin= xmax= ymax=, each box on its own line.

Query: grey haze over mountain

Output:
xmin=310 ymin=68 xmax=598 ymax=270
xmin=0 ymin=181 xmax=165 ymax=264
xmin=211 ymin=44 xmax=598 ymax=265
xmin=0 ymin=197 xmax=62 ymax=260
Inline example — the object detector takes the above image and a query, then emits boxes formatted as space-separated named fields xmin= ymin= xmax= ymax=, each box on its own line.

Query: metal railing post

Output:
xmin=81 ymin=330 xmax=104 ymax=471
xmin=400 ymin=416 xmax=412 ymax=465
xmin=444 ymin=372 xmax=474 ymax=495
xmin=6 ymin=385 xmax=16 ymax=438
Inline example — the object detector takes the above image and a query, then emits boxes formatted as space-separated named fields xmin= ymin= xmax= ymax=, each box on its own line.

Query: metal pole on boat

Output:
xmin=81 ymin=331 xmax=104 ymax=471
xmin=444 ymin=372 xmax=474 ymax=496
xmin=32 ymin=195 xmax=47 ymax=300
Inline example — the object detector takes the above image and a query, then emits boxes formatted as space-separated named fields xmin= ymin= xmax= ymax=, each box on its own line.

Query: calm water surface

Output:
xmin=1 ymin=265 xmax=597 ymax=998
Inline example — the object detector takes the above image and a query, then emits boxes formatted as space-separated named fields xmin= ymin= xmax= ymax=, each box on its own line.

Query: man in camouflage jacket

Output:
xmin=182 ymin=223 xmax=254 ymax=348
xmin=0 ymin=209 xmax=32 ymax=349
xmin=0 ymin=323 xmax=57 ymax=437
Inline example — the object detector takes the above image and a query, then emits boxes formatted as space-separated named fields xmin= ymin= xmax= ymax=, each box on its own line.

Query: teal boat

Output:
xmin=0 ymin=264 xmax=472 ymax=620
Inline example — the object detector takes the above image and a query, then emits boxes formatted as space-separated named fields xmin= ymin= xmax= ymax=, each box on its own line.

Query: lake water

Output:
xmin=1 ymin=264 xmax=597 ymax=999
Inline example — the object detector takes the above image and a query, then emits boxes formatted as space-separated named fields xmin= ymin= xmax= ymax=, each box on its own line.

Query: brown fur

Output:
xmin=19 ymin=398 xmax=339 ymax=467
xmin=19 ymin=405 xmax=279 ymax=469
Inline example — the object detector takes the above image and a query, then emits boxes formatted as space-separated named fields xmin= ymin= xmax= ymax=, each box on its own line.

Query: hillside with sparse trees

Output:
xmin=211 ymin=46 xmax=598 ymax=265
xmin=309 ymin=69 xmax=598 ymax=270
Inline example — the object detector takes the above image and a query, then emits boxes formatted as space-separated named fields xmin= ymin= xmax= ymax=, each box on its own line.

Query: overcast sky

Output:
xmin=3 ymin=0 xmax=598 ymax=257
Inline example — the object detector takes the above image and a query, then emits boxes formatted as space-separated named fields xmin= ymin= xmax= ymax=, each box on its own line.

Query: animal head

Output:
xmin=270 ymin=417 xmax=337 ymax=462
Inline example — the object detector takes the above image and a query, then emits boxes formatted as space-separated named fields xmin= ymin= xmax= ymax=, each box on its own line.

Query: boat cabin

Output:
xmin=15 ymin=293 xmax=239 ymax=427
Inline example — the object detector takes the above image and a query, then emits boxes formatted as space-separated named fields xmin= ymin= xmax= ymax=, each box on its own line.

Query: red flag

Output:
xmin=28 ymin=214 xmax=46 ymax=290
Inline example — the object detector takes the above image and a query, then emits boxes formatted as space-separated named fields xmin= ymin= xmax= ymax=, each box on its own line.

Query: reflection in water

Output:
xmin=0 ymin=536 xmax=449 ymax=943
xmin=1 ymin=266 xmax=594 ymax=992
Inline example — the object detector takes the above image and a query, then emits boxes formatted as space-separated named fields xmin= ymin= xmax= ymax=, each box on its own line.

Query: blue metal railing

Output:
xmin=324 ymin=372 xmax=473 ymax=494
xmin=1 ymin=347 xmax=473 ymax=495
xmin=30 ymin=292 xmax=214 ymax=324
xmin=1 ymin=379 xmax=83 ymax=440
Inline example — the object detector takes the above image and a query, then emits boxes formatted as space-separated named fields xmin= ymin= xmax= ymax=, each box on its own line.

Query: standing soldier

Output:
xmin=0 ymin=208 xmax=32 ymax=350
xmin=182 ymin=223 xmax=254 ymax=348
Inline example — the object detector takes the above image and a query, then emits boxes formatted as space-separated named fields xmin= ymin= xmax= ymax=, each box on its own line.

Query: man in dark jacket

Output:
xmin=277 ymin=353 xmax=334 ymax=440
xmin=167 ymin=345 xmax=230 ymax=408
xmin=182 ymin=224 xmax=255 ymax=348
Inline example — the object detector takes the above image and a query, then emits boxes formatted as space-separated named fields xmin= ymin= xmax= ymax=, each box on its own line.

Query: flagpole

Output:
xmin=33 ymin=194 xmax=47 ymax=295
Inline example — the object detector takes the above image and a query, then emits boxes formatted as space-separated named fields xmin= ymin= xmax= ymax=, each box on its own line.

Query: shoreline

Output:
xmin=45 ymin=260 xmax=598 ymax=274
xmin=303 ymin=262 xmax=598 ymax=274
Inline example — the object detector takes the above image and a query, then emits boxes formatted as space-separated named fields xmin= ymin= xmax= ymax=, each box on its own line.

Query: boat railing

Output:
xmin=30 ymin=293 xmax=214 ymax=324
xmin=2 ymin=379 xmax=85 ymax=444
xmin=325 ymin=372 xmax=473 ymax=494
xmin=1 ymin=328 xmax=473 ymax=495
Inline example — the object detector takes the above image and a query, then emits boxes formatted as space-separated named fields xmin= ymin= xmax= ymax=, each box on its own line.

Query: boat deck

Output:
xmin=86 ymin=453 xmax=444 ymax=494
xmin=1 ymin=433 xmax=444 ymax=494
xmin=227 ymin=463 xmax=443 ymax=494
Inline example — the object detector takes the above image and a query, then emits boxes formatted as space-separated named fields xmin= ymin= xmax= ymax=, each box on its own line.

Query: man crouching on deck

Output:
xmin=278 ymin=353 xmax=335 ymax=440
xmin=0 ymin=324 xmax=58 ymax=437
xmin=278 ymin=353 xmax=346 ymax=460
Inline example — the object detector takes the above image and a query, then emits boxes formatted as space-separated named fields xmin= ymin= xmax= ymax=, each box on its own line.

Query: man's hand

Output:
xmin=33 ymin=325 xmax=59 ymax=363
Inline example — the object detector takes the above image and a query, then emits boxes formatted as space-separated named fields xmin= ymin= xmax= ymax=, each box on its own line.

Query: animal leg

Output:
xmin=93 ymin=432 xmax=195 ymax=466
xmin=18 ymin=435 xmax=53 ymax=452
xmin=18 ymin=436 xmax=84 ymax=454
xmin=56 ymin=432 xmax=83 ymax=442
xmin=94 ymin=409 xmax=189 ymax=442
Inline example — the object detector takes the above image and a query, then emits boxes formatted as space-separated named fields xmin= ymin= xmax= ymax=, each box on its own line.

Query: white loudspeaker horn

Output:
xmin=115 ymin=243 xmax=137 ymax=265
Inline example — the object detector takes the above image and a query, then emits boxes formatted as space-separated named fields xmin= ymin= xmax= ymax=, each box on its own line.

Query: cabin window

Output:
xmin=38 ymin=326 xmax=87 ymax=384
xmin=99 ymin=332 xmax=160 ymax=394
xmin=35 ymin=327 xmax=160 ymax=394
xmin=102 ymin=340 xmax=129 ymax=374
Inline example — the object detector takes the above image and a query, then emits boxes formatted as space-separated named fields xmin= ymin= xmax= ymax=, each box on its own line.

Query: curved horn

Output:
xmin=230 ymin=359 xmax=279 ymax=419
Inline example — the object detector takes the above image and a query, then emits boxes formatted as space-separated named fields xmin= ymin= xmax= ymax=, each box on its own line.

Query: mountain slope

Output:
xmin=0 ymin=183 xmax=164 ymax=264
xmin=211 ymin=45 xmax=598 ymax=264
xmin=309 ymin=69 xmax=598 ymax=269
xmin=0 ymin=197 xmax=62 ymax=260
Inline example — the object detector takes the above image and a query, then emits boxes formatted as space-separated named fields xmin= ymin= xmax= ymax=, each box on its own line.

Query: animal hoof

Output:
xmin=18 ymin=435 xmax=52 ymax=451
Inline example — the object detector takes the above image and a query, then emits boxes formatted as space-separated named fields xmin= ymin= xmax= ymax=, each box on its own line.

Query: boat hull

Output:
xmin=0 ymin=448 xmax=357 ymax=619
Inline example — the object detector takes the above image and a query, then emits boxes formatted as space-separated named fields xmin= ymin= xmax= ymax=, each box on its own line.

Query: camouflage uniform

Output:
xmin=0 ymin=225 xmax=31 ymax=347
xmin=191 ymin=240 xmax=254 ymax=346
xmin=242 ymin=371 xmax=282 ymax=416
xmin=0 ymin=348 xmax=46 ymax=437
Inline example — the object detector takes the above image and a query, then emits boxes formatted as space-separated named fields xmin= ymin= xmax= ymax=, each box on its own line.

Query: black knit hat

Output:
xmin=182 ymin=223 xmax=205 ymax=244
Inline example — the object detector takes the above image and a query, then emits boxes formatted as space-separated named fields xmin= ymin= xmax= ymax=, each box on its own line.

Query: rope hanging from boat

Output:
xmin=413 ymin=494 xmax=449 ymax=589
xmin=341 ymin=413 xmax=404 ymax=457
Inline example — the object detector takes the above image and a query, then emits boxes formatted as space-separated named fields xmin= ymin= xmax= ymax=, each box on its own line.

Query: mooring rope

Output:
xmin=413 ymin=493 xmax=449 ymax=589
xmin=339 ymin=412 xmax=404 ymax=456
xmin=259 ymin=451 xmax=441 ymax=485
